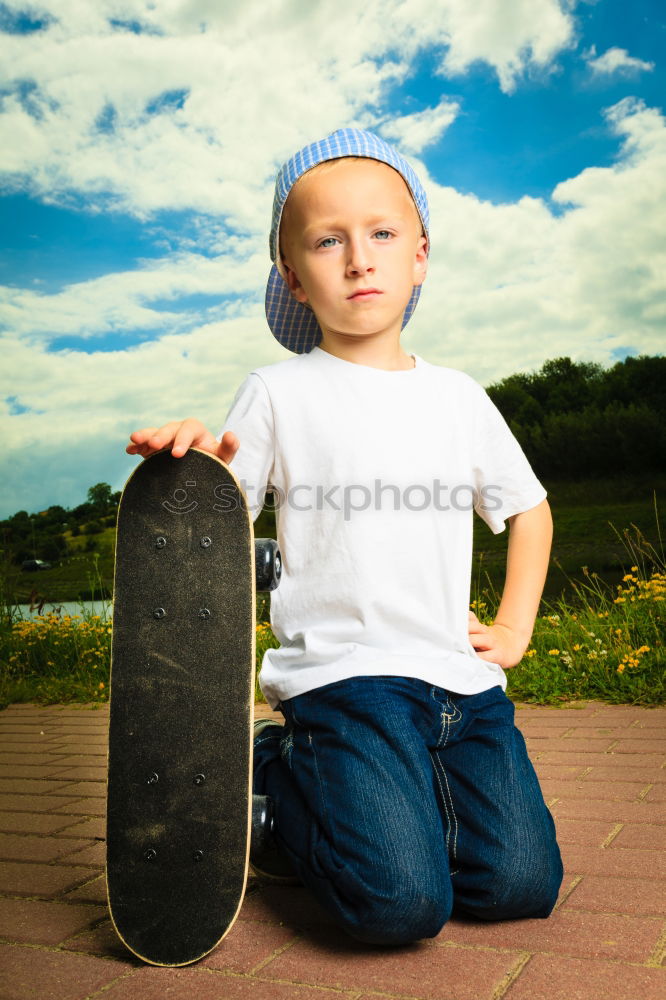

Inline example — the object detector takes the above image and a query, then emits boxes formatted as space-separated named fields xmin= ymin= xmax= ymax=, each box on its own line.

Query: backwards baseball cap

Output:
xmin=265 ymin=127 xmax=430 ymax=354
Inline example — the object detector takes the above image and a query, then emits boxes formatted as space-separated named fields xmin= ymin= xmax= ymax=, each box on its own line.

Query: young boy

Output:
xmin=128 ymin=128 xmax=563 ymax=945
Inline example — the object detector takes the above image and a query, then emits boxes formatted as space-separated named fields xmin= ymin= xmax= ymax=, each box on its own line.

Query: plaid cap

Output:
xmin=265 ymin=128 xmax=430 ymax=354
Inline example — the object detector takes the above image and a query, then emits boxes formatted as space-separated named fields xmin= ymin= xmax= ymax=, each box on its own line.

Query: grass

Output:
xmin=478 ymin=522 xmax=665 ymax=705
xmin=2 ymin=513 xmax=663 ymax=710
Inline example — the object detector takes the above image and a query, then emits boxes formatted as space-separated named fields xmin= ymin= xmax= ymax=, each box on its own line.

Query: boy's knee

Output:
xmin=464 ymin=852 xmax=563 ymax=922
xmin=352 ymin=898 xmax=451 ymax=946
xmin=352 ymin=882 xmax=452 ymax=945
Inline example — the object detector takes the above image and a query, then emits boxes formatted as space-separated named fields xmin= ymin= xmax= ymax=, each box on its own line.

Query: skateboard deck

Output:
xmin=106 ymin=449 xmax=258 ymax=966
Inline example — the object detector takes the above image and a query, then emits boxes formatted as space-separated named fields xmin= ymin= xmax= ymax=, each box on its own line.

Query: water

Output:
xmin=13 ymin=599 xmax=112 ymax=621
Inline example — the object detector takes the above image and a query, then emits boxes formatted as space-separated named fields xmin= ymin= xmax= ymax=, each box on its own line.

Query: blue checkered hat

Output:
xmin=265 ymin=128 xmax=430 ymax=353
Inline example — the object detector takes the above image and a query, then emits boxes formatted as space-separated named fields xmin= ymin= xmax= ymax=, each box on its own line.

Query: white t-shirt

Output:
xmin=221 ymin=346 xmax=546 ymax=709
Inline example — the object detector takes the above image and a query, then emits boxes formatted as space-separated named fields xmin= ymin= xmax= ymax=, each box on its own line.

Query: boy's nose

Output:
xmin=345 ymin=239 xmax=374 ymax=276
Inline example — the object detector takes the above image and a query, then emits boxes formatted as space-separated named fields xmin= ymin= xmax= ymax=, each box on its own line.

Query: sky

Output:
xmin=0 ymin=0 xmax=664 ymax=518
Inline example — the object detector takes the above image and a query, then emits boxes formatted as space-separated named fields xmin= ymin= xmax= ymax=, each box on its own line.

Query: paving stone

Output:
xmin=56 ymin=816 xmax=105 ymax=839
xmin=0 ymin=793 xmax=82 ymax=813
xmin=0 ymin=732 xmax=58 ymax=743
xmin=102 ymin=968 xmax=348 ymax=1000
xmin=537 ymin=752 xmax=665 ymax=769
xmin=0 ymin=832 xmax=92 ymax=863
xmin=532 ymin=765 xmax=589 ymax=781
xmin=0 ymin=778 xmax=75 ymax=795
xmin=52 ymin=797 xmax=106 ymax=816
xmin=549 ymin=798 xmax=666 ymax=824
xmin=609 ymin=823 xmax=666 ymax=850
xmin=562 ymin=875 xmax=666 ymax=916
xmin=581 ymin=765 xmax=666 ymax=783
xmin=0 ymin=811 xmax=80 ymax=835
xmin=554 ymin=727 xmax=631 ymax=740
xmin=61 ymin=918 xmax=135 ymax=961
xmin=197 ymin=918 xmax=298 ymax=973
xmin=561 ymin=844 xmax=666 ymax=879
xmin=0 ymin=754 xmax=57 ymax=766
xmin=0 ymin=860 xmax=94 ymax=897
xmin=53 ymin=780 xmax=106 ymax=799
xmin=539 ymin=780 xmax=647 ymax=802
xmin=521 ymin=739 xmax=618 ymax=753
xmin=0 ymin=941 xmax=132 ymax=1000
xmin=0 ymin=897 xmax=106 ymax=945
xmin=632 ymin=715 xmax=666 ymax=729
xmin=612 ymin=739 xmax=666 ymax=754
xmin=503 ymin=953 xmax=666 ymax=1000
xmin=60 ymin=841 xmax=106 ymax=867
xmin=0 ymin=764 xmax=70 ymax=779
xmin=64 ymin=874 xmax=108 ymax=905
xmin=47 ymin=743 xmax=107 ymax=756
xmin=49 ymin=765 xmax=108 ymax=780
xmin=239 ymin=885 xmax=337 ymax=927
xmin=56 ymin=734 xmax=108 ymax=745
xmin=259 ymin=925 xmax=523 ymax=999
xmin=521 ymin=727 xmax=572 ymax=739
xmin=552 ymin=818 xmax=618 ymax=846
xmin=438 ymin=908 xmax=663 ymax=963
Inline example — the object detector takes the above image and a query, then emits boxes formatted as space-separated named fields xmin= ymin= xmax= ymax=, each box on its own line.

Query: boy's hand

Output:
xmin=468 ymin=610 xmax=528 ymax=670
xmin=126 ymin=420 xmax=240 ymax=463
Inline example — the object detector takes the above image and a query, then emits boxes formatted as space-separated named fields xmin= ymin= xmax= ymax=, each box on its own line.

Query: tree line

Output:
xmin=1 ymin=483 xmax=120 ymax=567
xmin=486 ymin=355 xmax=665 ymax=480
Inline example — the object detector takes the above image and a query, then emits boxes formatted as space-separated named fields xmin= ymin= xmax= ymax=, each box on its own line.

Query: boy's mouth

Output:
xmin=347 ymin=288 xmax=382 ymax=300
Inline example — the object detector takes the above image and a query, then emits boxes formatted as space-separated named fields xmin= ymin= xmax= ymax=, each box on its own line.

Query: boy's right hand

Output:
xmin=126 ymin=420 xmax=240 ymax=463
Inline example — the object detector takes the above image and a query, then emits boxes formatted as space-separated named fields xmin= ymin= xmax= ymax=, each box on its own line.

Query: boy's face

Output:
xmin=280 ymin=158 xmax=428 ymax=348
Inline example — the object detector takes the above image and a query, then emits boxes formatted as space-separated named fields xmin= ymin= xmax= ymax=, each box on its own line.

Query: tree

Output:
xmin=87 ymin=483 xmax=113 ymax=513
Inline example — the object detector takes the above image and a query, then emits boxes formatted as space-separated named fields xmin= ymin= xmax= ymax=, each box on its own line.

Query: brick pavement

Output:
xmin=0 ymin=700 xmax=664 ymax=1000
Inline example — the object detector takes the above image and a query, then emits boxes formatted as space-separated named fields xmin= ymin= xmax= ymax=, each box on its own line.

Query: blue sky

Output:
xmin=0 ymin=0 xmax=664 ymax=517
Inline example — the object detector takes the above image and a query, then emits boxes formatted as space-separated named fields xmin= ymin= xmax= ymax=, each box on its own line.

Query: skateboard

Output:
xmin=106 ymin=449 xmax=280 ymax=967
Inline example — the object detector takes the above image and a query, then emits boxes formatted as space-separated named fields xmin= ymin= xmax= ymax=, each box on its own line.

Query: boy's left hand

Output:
xmin=468 ymin=611 xmax=528 ymax=670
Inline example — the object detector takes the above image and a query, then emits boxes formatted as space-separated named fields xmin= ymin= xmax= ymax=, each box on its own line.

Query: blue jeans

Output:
xmin=253 ymin=676 xmax=563 ymax=945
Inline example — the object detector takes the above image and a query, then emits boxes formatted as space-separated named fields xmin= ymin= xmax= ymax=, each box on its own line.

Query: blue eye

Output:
xmin=318 ymin=237 xmax=339 ymax=248
xmin=374 ymin=230 xmax=392 ymax=240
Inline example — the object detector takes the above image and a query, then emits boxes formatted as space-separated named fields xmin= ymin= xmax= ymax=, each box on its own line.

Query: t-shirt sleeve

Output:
xmin=471 ymin=382 xmax=547 ymax=535
xmin=218 ymin=373 xmax=275 ymax=520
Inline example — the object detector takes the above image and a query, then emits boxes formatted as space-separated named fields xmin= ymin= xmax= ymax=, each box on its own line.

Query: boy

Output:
xmin=128 ymin=128 xmax=563 ymax=945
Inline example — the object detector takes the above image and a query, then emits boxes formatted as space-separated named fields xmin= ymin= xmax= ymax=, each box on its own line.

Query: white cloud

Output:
xmin=406 ymin=98 xmax=666 ymax=382
xmin=380 ymin=99 xmax=460 ymax=154
xmin=0 ymin=0 xmax=576 ymax=219
xmin=0 ymin=243 xmax=266 ymax=340
xmin=586 ymin=46 xmax=655 ymax=76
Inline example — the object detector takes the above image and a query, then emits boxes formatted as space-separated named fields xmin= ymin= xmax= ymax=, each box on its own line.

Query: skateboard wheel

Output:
xmin=255 ymin=539 xmax=282 ymax=592
xmin=153 ymin=607 xmax=166 ymax=620
xmin=144 ymin=848 xmax=157 ymax=862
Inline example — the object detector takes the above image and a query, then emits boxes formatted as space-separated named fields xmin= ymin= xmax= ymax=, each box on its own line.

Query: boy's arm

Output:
xmin=469 ymin=498 xmax=552 ymax=669
xmin=126 ymin=419 xmax=239 ymax=462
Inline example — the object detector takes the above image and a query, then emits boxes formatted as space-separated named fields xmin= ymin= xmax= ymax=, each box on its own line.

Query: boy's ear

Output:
xmin=283 ymin=262 xmax=309 ymax=304
xmin=413 ymin=235 xmax=428 ymax=288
